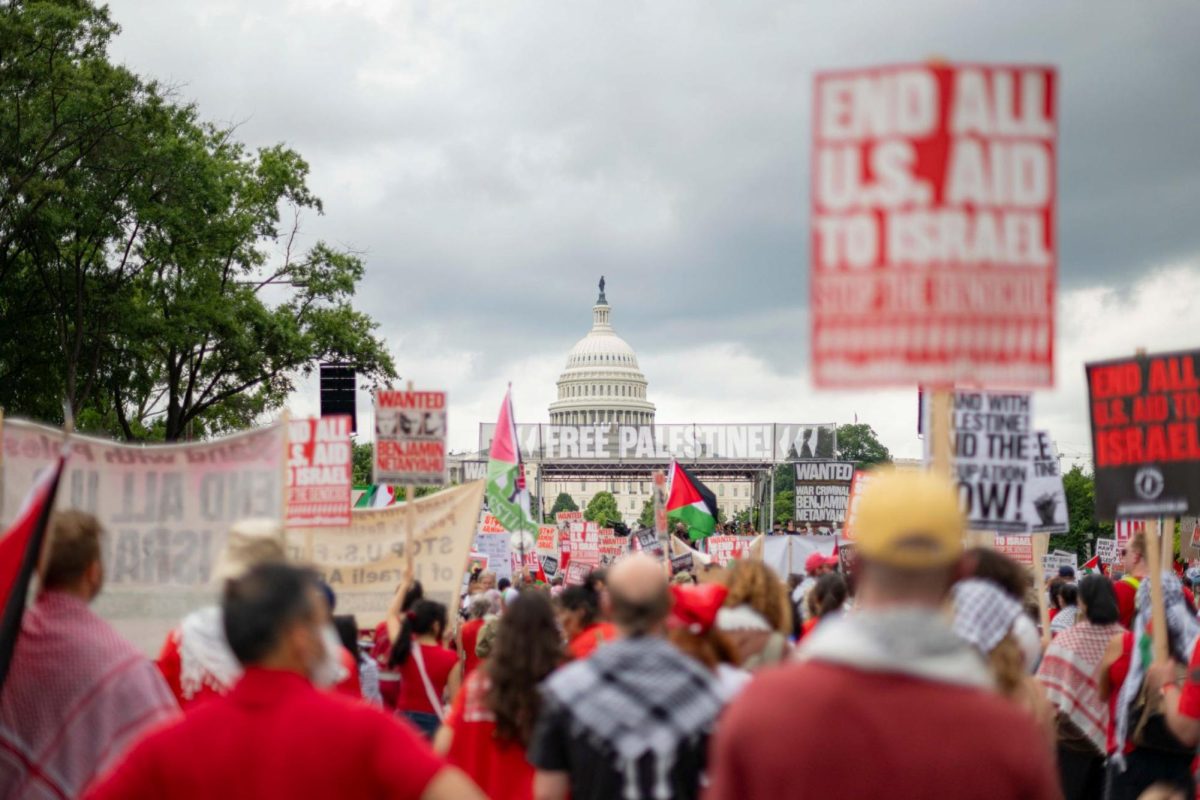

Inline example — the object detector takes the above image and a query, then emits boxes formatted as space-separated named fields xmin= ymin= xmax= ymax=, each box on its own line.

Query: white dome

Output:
xmin=548 ymin=286 xmax=656 ymax=426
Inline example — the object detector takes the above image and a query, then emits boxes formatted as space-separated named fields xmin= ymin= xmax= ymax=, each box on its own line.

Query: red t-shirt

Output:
xmin=1106 ymin=630 xmax=1134 ymax=754
xmin=333 ymin=647 xmax=361 ymax=700
xmin=398 ymin=642 xmax=457 ymax=714
xmin=567 ymin=622 xmax=618 ymax=660
xmin=706 ymin=661 xmax=1060 ymax=800
xmin=1114 ymin=577 xmax=1140 ymax=629
xmin=1176 ymin=638 xmax=1200 ymax=719
xmin=83 ymin=668 xmax=445 ymax=800
xmin=444 ymin=670 xmax=533 ymax=800
xmin=460 ymin=619 xmax=485 ymax=676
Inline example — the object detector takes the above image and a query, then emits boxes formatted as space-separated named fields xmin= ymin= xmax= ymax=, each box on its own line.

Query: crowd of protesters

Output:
xmin=8 ymin=471 xmax=1200 ymax=798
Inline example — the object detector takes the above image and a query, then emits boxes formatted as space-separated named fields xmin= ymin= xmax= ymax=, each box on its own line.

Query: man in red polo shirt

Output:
xmin=84 ymin=563 xmax=484 ymax=800
xmin=706 ymin=470 xmax=1060 ymax=800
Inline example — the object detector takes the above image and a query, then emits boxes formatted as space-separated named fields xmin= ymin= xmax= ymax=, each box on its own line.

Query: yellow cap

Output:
xmin=853 ymin=469 xmax=964 ymax=568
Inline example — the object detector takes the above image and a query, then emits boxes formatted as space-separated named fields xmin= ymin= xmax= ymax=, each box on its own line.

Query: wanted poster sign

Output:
xmin=374 ymin=389 xmax=447 ymax=486
xmin=286 ymin=416 xmax=352 ymax=527
xmin=1088 ymin=350 xmax=1200 ymax=519
xmin=811 ymin=63 xmax=1057 ymax=388
xmin=794 ymin=461 xmax=855 ymax=526
xmin=598 ymin=528 xmax=625 ymax=564
xmin=707 ymin=535 xmax=747 ymax=566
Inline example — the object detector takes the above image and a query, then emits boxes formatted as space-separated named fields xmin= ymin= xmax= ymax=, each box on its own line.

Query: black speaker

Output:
xmin=319 ymin=363 xmax=357 ymax=433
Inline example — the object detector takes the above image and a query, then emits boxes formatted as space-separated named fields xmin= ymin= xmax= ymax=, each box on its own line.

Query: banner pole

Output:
xmin=1144 ymin=516 xmax=1168 ymax=661
xmin=653 ymin=469 xmax=669 ymax=578
xmin=403 ymin=381 xmax=415 ymax=580
xmin=1031 ymin=532 xmax=1051 ymax=646
xmin=929 ymin=388 xmax=953 ymax=479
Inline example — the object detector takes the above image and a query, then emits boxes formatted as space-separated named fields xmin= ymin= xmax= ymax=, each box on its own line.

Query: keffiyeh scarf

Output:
xmin=541 ymin=636 xmax=723 ymax=800
xmin=952 ymin=579 xmax=1023 ymax=655
xmin=1113 ymin=572 xmax=1200 ymax=769
xmin=178 ymin=606 xmax=242 ymax=699
xmin=1036 ymin=620 xmax=1123 ymax=753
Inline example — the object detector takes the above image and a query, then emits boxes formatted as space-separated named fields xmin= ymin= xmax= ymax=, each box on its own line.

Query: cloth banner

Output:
xmin=1 ymin=418 xmax=286 ymax=654
xmin=288 ymin=480 xmax=484 ymax=628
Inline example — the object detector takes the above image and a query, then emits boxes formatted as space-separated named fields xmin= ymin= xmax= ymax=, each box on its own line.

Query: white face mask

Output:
xmin=310 ymin=623 xmax=347 ymax=688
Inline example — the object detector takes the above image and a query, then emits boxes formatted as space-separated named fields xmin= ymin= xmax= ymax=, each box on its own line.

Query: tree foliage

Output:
xmin=0 ymin=1 xmax=395 ymax=439
xmin=584 ymin=491 xmax=622 ymax=528
xmin=549 ymin=492 xmax=579 ymax=516
xmin=835 ymin=423 xmax=892 ymax=469
xmin=638 ymin=498 xmax=654 ymax=529
xmin=1052 ymin=465 xmax=1112 ymax=559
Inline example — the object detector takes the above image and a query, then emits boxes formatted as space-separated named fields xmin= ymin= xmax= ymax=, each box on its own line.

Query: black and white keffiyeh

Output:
xmin=541 ymin=636 xmax=722 ymax=800
xmin=952 ymin=579 xmax=1023 ymax=655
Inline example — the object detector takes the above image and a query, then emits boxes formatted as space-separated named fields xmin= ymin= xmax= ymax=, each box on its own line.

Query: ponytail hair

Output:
xmin=389 ymin=599 xmax=447 ymax=667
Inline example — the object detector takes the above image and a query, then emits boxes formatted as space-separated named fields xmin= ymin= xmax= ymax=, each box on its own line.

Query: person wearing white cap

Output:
xmin=156 ymin=518 xmax=344 ymax=709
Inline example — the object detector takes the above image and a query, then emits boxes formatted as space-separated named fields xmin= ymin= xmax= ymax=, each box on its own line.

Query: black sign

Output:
xmin=670 ymin=552 xmax=693 ymax=575
xmin=319 ymin=364 xmax=357 ymax=433
xmin=794 ymin=461 xmax=855 ymax=526
xmin=540 ymin=555 xmax=559 ymax=580
xmin=634 ymin=529 xmax=663 ymax=556
xmin=1087 ymin=349 xmax=1200 ymax=520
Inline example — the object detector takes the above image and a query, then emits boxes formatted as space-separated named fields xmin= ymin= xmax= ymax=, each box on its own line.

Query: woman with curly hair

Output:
xmin=434 ymin=592 xmax=563 ymax=800
xmin=716 ymin=559 xmax=793 ymax=670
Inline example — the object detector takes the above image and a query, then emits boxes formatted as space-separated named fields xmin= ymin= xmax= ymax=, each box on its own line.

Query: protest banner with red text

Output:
xmin=569 ymin=522 xmax=600 ymax=567
xmin=707 ymin=535 xmax=747 ymax=566
xmin=286 ymin=416 xmax=352 ymax=527
xmin=811 ymin=63 xmax=1057 ymax=388
xmin=374 ymin=389 xmax=447 ymax=486
xmin=598 ymin=528 xmax=625 ymax=564
xmin=1088 ymin=350 xmax=1200 ymax=519
xmin=994 ymin=534 xmax=1034 ymax=566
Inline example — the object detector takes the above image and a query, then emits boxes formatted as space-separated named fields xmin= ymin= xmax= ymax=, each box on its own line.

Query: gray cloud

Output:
xmin=105 ymin=0 xmax=1200 ymax=449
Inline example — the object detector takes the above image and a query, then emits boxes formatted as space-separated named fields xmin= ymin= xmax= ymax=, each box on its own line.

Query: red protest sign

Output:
xmin=286 ymin=416 xmax=352 ymax=527
xmin=811 ymin=64 xmax=1057 ymax=388
xmin=570 ymin=523 xmax=600 ymax=567
xmin=598 ymin=528 xmax=625 ymax=564
xmin=373 ymin=389 xmax=447 ymax=485
xmin=1088 ymin=350 xmax=1200 ymax=519
xmin=707 ymin=535 xmax=746 ymax=566
xmin=993 ymin=535 xmax=1034 ymax=566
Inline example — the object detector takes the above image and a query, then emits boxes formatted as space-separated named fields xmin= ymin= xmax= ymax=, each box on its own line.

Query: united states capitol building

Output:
xmin=536 ymin=281 xmax=755 ymax=524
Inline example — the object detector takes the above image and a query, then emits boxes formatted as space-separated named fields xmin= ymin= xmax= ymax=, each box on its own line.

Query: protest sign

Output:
xmin=1191 ymin=520 xmax=1200 ymax=550
xmin=288 ymin=481 xmax=484 ymax=628
xmin=564 ymin=561 xmax=592 ymax=586
xmin=838 ymin=542 xmax=855 ymax=578
xmin=935 ymin=390 xmax=1037 ymax=533
xmin=467 ymin=552 xmax=489 ymax=574
xmin=1025 ymin=431 xmax=1068 ymax=534
xmin=286 ymin=416 xmax=352 ymax=527
xmin=633 ymin=528 xmax=664 ymax=557
xmin=993 ymin=535 xmax=1034 ymax=566
xmin=840 ymin=470 xmax=874 ymax=541
xmin=598 ymin=528 xmax=625 ymax=564
xmin=794 ymin=461 xmax=855 ymax=526
xmin=1115 ymin=519 xmax=1144 ymax=546
xmin=540 ymin=554 xmax=560 ymax=580
xmin=706 ymin=535 xmax=746 ymax=566
xmin=811 ymin=63 xmax=1057 ymax=388
xmin=1087 ymin=350 xmax=1200 ymax=519
xmin=374 ymin=389 xmax=447 ymax=486
xmin=1 ymin=418 xmax=287 ymax=654
xmin=1095 ymin=538 xmax=1119 ymax=565
xmin=1042 ymin=551 xmax=1077 ymax=579
xmin=670 ymin=551 xmax=694 ymax=575
xmin=473 ymin=529 xmax=512 ymax=582
xmin=569 ymin=522 xmax=600 ymax=567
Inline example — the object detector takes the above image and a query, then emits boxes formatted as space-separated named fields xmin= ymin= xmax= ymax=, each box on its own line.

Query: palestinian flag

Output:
xmin=1080 ymin=554 xmax=1101 ymax=575
xmin=0 ymin=450 xmax=67 ymax=693
xmin=667 ymin=461 xmax=717 ymax=541
xmin=486 ymin=387 xmax=538 ymax=535
xmin=354 ymin=485 xmax=397 ymax=509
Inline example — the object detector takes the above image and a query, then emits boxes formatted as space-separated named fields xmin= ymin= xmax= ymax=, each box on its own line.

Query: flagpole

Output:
xmin=404 ymin=382 xmax=415 ymax=580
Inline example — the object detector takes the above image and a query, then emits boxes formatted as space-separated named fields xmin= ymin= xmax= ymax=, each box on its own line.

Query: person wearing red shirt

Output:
xmin=558 ymin=576 xmax=618 ymax=660
xmin=706 ymin=470 xmax=1060 ymax=800
xmin=391 ymin=599 xmax=459 ymax=738
xmin=459 ymin=597 xmax=490 ymax=677
xmin=434 ymin=592 xmax=563 ymax=800
xmin=1113 ymin=534 xmax=1146 ymax=629
xmin=83 ymin=562 xmax=483 ymax=800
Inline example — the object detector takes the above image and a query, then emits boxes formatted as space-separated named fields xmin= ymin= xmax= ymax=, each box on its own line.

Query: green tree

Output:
xmin=835 ymin=423 xmax=892 ymax=469
xmin=352 ymin=441 xmax=373 ymax=486
xmin=1053 ymin=465 xmax=1111 ymax=559
xmin=549 ymin=492 xmax=579 ymax=517
xmin=638 ymin=498 xmax=655 ymax=529
xmin=0 ymin=1 xmax=395 ymax=439
xmin=773 ymin=489 xmax=795 ymax=525
xmin=584 ymin=491 xmax=622 ymax=528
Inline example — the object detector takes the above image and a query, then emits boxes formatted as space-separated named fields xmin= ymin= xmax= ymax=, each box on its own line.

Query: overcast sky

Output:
xmin=104 ymin=0 xmax=1200 ymax=463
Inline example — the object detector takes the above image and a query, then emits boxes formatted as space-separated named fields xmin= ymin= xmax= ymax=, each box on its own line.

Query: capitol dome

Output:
xmin=548 ymin=280 xmax=656 ymax=426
